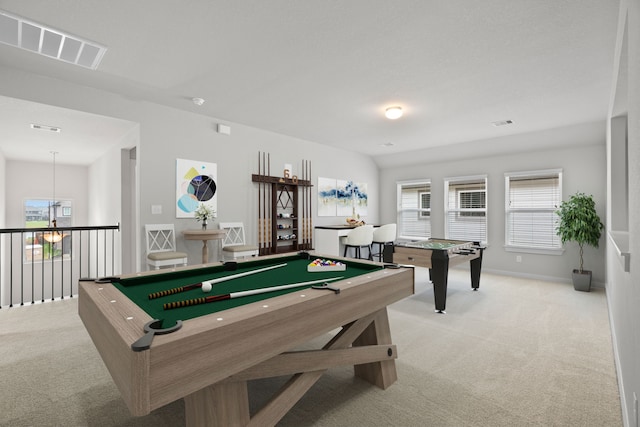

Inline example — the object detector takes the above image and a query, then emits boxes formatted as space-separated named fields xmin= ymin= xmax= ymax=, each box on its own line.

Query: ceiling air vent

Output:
xmin=31 ymin=123 xmax=61 ymax=133
xmin=0 ymin=10 xmax=106 ymax=70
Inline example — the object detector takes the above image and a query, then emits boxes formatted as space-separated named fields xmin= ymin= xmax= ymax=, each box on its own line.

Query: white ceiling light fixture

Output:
xmin=0 ymin=10 xmax=107 ymax=70
xmin=385 ymin=106 xmax=403 ymax=120
xmin=192 ymin=97 xmax=205 ymax=106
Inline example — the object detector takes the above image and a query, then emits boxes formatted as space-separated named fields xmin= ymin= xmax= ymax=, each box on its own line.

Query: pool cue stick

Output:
xmin=309 ymin=161 xmax=312 ymax=247
xmin=307 ymin=160 xmax=312 ymax=249
xmin=262 ymin=151 xmax=267 ymax=253
xmin=147 ymin=281 xmax=203 ymax=299
xmin=163 ymin=276 xmax=344 ymax=310
xmin=260 ymin=151 xmax=263 ymax=251
xmin=305 ymin=188 xmax=308 ymax=247
xmin=147 ymin=263 xmax=287 ymax=299
xmin=301 ymin=159 xmax=306 ymax=249
xmin=262 ymin=152 xmax=266 ymax=254
xmin=258 ymin=151 xmax=262 ymax=253
xmin=306 ymin=159 xmax=312 ymax=249
xmin=302 ymin=159 xmax=306 ymax=248
xmin=308 ymin=160 xmax=311 ymax=248
xmin=260 ymin=152 xmax=269 ymax=255
xmin=267 ymin=152 xmax=271 ymax=251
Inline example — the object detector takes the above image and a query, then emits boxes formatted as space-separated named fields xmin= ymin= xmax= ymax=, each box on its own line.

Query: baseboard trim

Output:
xmin=605 ymin=284 xmax=630 ymax=427
xmin=479 ymin=267 xmax=606 ymax=288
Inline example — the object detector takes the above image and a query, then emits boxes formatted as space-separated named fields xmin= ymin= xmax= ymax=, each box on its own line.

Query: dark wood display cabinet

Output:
xmin=252 ymin=165 xmax=313 ymax=255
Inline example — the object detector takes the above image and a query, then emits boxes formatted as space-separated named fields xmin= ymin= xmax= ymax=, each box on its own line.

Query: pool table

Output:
xmin=78 ymin=252 xmax=414 ymax=426
xmin=385 ymin=238 xmax=484 ymax=313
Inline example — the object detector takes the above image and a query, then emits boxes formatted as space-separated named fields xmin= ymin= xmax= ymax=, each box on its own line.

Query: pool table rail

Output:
xmin=79 ymin=280 xmax=153 ymax=415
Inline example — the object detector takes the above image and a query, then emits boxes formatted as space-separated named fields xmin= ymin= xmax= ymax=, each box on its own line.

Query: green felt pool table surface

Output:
xmin=113 ymin=253 xmax=382 ymax=326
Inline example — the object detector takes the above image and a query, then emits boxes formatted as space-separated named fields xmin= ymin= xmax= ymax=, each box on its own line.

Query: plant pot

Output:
xmin=572 ymin=269 xmax=592 ymax=292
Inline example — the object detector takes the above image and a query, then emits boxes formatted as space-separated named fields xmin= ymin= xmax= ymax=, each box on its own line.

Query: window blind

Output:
xmin=506 ymin=173 xmax=561 ymax=249
xmin=397 ymin=182 xmax=431 ymax=239
xmin=445 ymin=177 xmax=487 ymax=243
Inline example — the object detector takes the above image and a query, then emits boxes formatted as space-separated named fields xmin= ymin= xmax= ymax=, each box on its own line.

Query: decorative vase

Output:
xmin=202 ymin=219 xmax=208 ymax=230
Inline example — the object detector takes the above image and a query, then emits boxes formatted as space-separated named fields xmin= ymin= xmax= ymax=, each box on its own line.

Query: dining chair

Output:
xmin=219 ymin=222 xmax=259 ymax=260
xmin=145 ymin=224 xmax=188 ymax=270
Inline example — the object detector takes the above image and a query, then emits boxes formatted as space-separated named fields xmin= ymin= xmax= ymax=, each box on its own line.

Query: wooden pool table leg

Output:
xmin=352 ymin=307 xmax=397 ymax=389
xmin=184 ymin=381 xmax=250 ymax=427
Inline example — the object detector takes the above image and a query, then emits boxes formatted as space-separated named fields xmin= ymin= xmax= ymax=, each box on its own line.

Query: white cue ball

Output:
xmin=202 ymin=283 xmax=212 ymax=293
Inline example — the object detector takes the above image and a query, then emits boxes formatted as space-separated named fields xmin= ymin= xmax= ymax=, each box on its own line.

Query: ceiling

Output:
xmin=0 ymin=95 xmax=138 ymax=165
xmin=0 ymin=1 xmax=620 ymax=166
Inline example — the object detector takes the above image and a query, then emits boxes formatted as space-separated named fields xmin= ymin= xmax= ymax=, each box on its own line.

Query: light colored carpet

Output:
xmin=0 ymin=268 xmax=622 ymax=426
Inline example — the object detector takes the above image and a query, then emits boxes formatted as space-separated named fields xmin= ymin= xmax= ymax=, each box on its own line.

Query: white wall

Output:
xmin=134 ymin=103 xmax=379 ymax=268
xmin=0 ymin=150 xmax=5 ymax=227
xmin=0 ymin=150 xmax=6 ymax=304
xmin=606 ymin=1 xmax=640 ymax=425
xmin=4 ymin=160 xmax=89 ymax=228
xmin=87 ymin=124 xmax=140 ymax=274
xmin=380 ymin=125 xmax=607 ymax=285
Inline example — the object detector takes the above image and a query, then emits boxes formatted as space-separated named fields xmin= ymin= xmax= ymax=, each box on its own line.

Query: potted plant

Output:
xmin=555 ymin=192 xmax=604 ymax=291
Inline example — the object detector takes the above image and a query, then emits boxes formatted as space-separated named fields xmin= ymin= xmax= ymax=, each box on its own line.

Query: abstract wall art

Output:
xmin=176 ymin=158 xmax=217 ymax=218
xmin=317 ymin=177 xmax=337 ymax=216
xmin=318 ymin=177 xmax=368 ymax=218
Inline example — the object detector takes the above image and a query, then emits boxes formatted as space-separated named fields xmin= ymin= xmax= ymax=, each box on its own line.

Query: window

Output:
xmin=419 ymin=191 xmax=430 ymax=217
xmin=505 ymin=170 xmax=562 ymax=253
xmin=458 ymin=189 xmax=485 ymax=217
xmin=397 ymin=180 xmax=431 ymax=239
xmin=444 ymin=175 xmax=487 ymax=243
xmin=24 ymin=199 xmax=73 ymax=262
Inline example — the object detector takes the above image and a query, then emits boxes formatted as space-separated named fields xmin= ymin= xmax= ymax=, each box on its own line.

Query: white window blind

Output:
xmin=397 ymin=181 xmax=431 ymax=239
xmin=444 ymin=176 xmax=487 ymax=243
xmin=505 ymin=170 xmax=562 ymax=250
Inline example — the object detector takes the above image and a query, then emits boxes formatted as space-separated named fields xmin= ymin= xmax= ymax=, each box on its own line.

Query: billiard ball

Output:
xmin=202 ymin=283 xmax=212 ymax=293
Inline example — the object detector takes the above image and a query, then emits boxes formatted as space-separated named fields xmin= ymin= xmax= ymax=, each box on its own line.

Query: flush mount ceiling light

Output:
xmin=385 ymin=106 xmax=403 ymax=120
xmin=192 ymin=97 xmax=205 ymax=106
xmin=0 ymin=10 xmax=107 ymax=70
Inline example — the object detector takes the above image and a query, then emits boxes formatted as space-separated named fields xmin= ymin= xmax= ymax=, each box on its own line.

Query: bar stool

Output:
xmin=372 ymin=223 xmax=397 ymax=261
xmin=341 ymin=224 xmax=374 ymax=260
